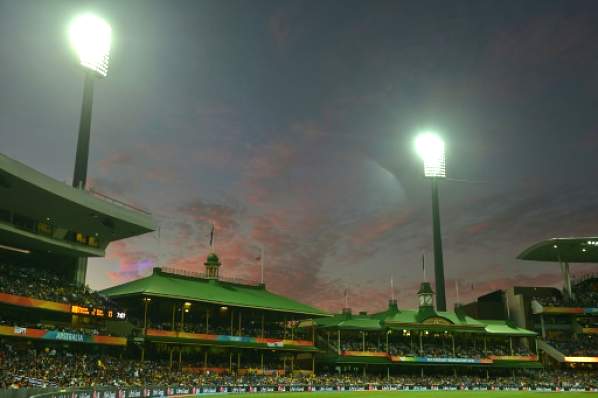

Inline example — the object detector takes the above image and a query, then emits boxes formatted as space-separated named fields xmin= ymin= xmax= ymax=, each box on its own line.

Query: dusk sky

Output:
xmin=2 ymin=0 xmax=598 ymax=312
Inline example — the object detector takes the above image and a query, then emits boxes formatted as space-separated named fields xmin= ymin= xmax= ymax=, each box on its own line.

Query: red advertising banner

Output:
xmin=0 ymin=292 xmax=70 ymax=313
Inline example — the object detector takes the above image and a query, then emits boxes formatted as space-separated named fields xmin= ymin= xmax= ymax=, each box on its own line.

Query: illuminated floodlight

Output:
xmin=69 ymin=14 xmax=112 ymax=77
xmin=415 ymin=132 xmax=446 ymax=178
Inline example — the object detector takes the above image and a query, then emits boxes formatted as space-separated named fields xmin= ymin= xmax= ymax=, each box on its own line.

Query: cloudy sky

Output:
xmin=2 ymin=0 xmax=598 ymax=312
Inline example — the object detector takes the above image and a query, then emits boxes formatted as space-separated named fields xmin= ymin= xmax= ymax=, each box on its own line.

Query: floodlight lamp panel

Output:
xmin=415 ymin=132 xmax=446 ymax=178
xmin=69 ymin=14 xmax=112 ymax=77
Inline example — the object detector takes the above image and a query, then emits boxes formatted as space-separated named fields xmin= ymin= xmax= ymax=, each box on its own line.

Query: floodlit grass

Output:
xmin=187 ymin=391 xmax=593 ymax=398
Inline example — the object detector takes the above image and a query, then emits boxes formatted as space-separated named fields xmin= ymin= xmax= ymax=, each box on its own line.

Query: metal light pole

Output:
xmin=431 ymin=177 xmax=446 ymax=311
xmin=72 ymin=71 xmax=95 ymax=189
xmin=68 ymin=14 xmax=112 ymax=286
xmin=415 ymin=132 xmax=447 ymax=311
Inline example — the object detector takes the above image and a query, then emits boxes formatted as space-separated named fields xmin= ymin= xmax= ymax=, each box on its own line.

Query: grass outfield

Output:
xmin=181 ymin=392 xmax=594 ymax=398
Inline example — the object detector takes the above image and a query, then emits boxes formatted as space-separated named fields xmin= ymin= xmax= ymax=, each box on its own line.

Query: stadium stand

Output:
xmin=0 ymin=263 xmax=121 ymax=311
xmin=460 ymin=272 xmax=598 ymax=369
xmin=1 ymin=155 xmax=597 ymax=396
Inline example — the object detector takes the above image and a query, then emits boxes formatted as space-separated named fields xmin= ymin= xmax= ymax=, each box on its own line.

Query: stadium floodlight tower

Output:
xmin=415 ymin=132 xmax=447 ymax=311
xmin=68 ymin=13 xmax=112 ymax=285
xmin=69 ymin=13 xmax=112 ymax=189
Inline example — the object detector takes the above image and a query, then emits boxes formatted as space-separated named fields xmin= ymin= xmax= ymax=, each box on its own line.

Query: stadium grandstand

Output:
xmin=100 ymin=253 xmax=327 ymax=375
xmin=460 ymin=237 xmax=598 ymax=370
xmin=305 ymin=282 xmax=540 ymax=379
xmin=0 ymin=153 xmax=156 ymax=391
xmin=0 ymin=155 xmax=596 ymax=395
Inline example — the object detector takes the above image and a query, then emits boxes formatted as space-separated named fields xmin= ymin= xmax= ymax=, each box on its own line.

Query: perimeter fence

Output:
xmin=2 ymin=383 xmax=595 ymax=398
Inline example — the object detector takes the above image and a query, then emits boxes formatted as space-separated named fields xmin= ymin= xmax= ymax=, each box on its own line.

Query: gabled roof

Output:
xmin=313 ymin=311 xmax=383 ymax=331
xmin=101 ymin=268 xmax=328 ymax=317
xmin=383 ymin=307 xmax=485 ymax=330
xmin=312 ymin=302 xmax=536 ymax=337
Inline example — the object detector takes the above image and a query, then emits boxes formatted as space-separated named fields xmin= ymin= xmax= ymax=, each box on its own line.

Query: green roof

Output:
xmin=382 ymin=307 xmax=486 ymax=331
xmin=313 ymin=311 xmax=383 ymax=331
xmin=483 ymin=320 xmax=537 ymax=336
xmin=352 ymin=302 xmax=536 ymax=336
xmin=102 ymin=267 xmax=328 ymax=317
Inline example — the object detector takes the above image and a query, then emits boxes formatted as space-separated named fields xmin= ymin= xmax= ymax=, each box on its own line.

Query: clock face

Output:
xmin=419 ymin=294 xmax=432 ymax=306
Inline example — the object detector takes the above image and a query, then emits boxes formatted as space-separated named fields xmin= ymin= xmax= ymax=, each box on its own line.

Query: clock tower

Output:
xmin=204 ymin=253 xmax=221 ymax=279
xmin=417 ymin=281 xmax=434 ymax=309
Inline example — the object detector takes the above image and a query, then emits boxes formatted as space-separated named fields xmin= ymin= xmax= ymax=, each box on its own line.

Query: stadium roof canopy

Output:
xmin=0 ymin=153 xmax=155 ymax=255
xmin=307 ymin=298 xmax=535 ymax=336
xmin=102 ymin=267 xmax=328 ymax=317
xmin=312 ymin=311 xmax=383 ymax=331
xmin=517 ymin=237 xmax=598 ymax=263
xmin=483 ymin=320 xmax=537 ymax=336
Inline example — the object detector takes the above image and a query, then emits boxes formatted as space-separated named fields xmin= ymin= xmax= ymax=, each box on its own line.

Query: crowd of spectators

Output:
xmin=148 ymin=321 xmax=307 ymax=340
xmin=0 ymin=343 xmax=175 ymax=389
xmin=341 ymin=339 xmax=531 ymax=358
xmin=1 ymin=342 xmax=596 ymax=390
xmin=572 ymin=276 xmax=598 ymax=307
xmin=0 ymin=263 xmax=121 ymax=312
xmin=548 ymin=335 xmax=598 ymax=356
xmin=533 ymin=275 xmax=598 ymax=308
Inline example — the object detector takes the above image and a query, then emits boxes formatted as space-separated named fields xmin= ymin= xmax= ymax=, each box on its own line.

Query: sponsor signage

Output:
xmin=390 ymin=356 xmax=493 ymax=364
xmin=145 ymin=329 xmax=313 ymax=348
xmin=563 ymin=356 xmax=598 ymax=363
xmin=341 ymin=351 xmax=388 ymax=357
xmin=488 ymin=355 xmax=538 ymax=361
xmin=0 ymin=325 xmax=127 ymax=346
xmin=539 ymin=306 xmax=598 ymax=315
xmin=339 ymin=351 xmax=538 ymax=364
xmin=30 ymin=384 xmax=598 ymax=398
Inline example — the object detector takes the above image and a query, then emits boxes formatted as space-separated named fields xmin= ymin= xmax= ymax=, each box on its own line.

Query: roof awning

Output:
xmin=483 ymin=320 xmax=537 ymax=337
xmin=518 ymin=237 xmax=598 ymax=263
xmin=0 ymin=153 xmax=156 ymax=244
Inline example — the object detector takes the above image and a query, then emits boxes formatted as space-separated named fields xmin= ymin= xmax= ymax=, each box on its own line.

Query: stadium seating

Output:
xmin=547 ymin=335 xmax=598 ymax=356
xmin=0 ymin=263 xmax=122 ymax=311
xmin=533 ymin=275 xmax=598 ymax=308
xmin=1 ymin=338 xmax=596 ymax=390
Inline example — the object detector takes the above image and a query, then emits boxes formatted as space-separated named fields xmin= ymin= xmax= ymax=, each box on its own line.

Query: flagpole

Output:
xmin=260 ymin=246 xmax=264 ymax=284
xmin=505 ymin=290 xmax=511 ymax=320
xmin=157 ymin=225 xmax=161 ymax=267
xmin=344 ymin=286 xmax=349 ymax=309
xmin=422 ymin=253 xmax=426 ymax=282
xmin=390 ymin=276 xmax=395 ymax=301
